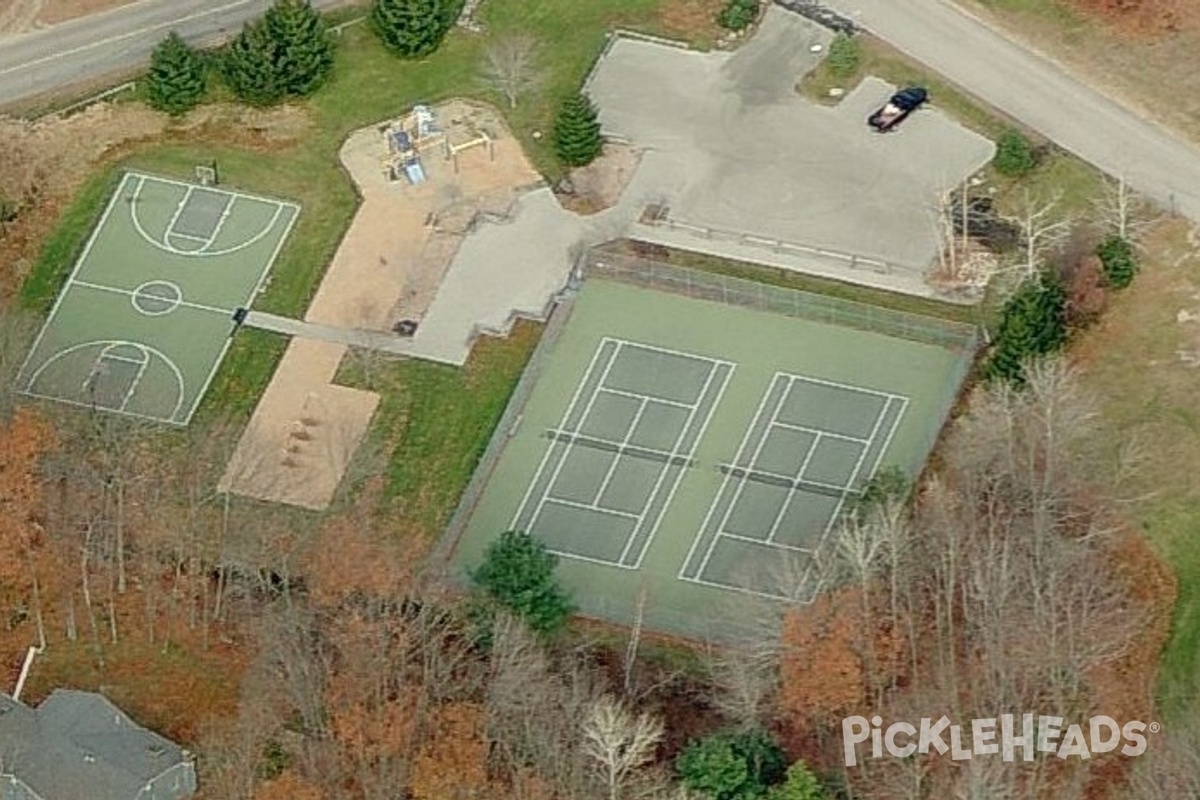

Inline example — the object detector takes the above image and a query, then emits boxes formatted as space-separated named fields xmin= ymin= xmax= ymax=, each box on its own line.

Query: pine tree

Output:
xmin=553 ymin=93 xmax=603 ymax=167
xmin=264 ymin=0 xmax=334 ymax=97
xmin=372 ymin=0 xmax=453 ymax=59
xmin=222 ymin=20 xmax=285 ymax=106
xmin=985 ymin=274 xmax=1067 ymax=386
xmin=146 ymin=32 xmax=207 ymax=116
xmin=471 ymin=531 xmax=573 ymax=634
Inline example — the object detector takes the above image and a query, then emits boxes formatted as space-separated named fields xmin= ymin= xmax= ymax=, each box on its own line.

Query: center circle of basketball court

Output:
xmin=131 ymin=280 xmax=183 ymax=316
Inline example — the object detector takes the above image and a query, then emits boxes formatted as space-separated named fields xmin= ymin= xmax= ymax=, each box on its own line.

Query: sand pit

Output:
xmin=221 ymin=100 xmax=541 ymax=509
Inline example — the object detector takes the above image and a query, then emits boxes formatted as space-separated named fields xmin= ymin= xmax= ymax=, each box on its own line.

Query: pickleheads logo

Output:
xmin=842 ymin=714 xmax=1158 ymax=767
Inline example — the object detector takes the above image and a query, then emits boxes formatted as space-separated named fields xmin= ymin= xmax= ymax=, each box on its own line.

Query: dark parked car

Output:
xmin=868 ymin=87 xmax=928 ymax=133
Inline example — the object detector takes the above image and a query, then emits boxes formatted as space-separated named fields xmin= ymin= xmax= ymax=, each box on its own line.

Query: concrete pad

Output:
xmin=587 ymin=6 xmax=995 ymax=282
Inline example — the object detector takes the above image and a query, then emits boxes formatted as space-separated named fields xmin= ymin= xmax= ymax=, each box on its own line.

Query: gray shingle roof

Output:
xmin=0 ymin=690 xmax=193 ymax=800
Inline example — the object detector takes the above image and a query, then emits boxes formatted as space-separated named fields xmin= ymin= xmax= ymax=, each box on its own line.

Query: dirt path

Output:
xmin=0 ymin=0 xmax=45 ymax=35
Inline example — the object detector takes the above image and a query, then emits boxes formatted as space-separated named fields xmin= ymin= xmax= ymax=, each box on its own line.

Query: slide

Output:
xmin=405 ymin=161 xmax=427 ymax=185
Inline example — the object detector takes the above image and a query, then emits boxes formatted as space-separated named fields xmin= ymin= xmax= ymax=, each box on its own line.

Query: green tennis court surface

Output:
xmin=19 ymin=172 xmax=299 ymax=424
xmin=450 ymin=277 xmax=976 ymax=639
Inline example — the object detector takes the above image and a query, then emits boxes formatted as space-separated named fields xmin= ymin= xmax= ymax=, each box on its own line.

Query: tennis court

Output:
xmin=512 ymin=338 xmax=733 ymax=568
xmin=19 ymin=171 xmax=299 ymax=424
xmin=447 ymin=269 xmax=976 ymax=639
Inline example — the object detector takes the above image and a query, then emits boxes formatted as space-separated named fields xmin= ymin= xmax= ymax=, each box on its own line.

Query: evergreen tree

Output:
xmin=826 ymin=32 xmax=859 ymax=77
xmin=372 ymin=0 xmax=453 ymax=58
xmin=1097 ymin=234 xmax=1138 ymax=289
xmin=471 ymin=531 xmax=573 ymax=634
xmin=553 ymin=93 xmax=603 ymax=167
xmin=985 ymin=274 xmax=1068 ymax=386
xmin=222 ymin=20 xmax=285 ymax=106
xmin=146 ymin=32 xmax=207 ymax=116
xmin=264 ymin=0 xmax=334 ymax=97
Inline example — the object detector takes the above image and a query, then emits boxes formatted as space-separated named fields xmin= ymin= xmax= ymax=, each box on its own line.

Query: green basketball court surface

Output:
xmin=19 ymin=172 xmax=299 ymax=424
xmin=447 ymin=277 xmax=976 ymax=640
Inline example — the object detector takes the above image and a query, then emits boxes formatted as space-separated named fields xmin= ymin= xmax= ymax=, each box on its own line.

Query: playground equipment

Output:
xmin=445 ymin=126 xmax=494 ymax=173
xmin=388 ymin=129 xmax=426 ymax=185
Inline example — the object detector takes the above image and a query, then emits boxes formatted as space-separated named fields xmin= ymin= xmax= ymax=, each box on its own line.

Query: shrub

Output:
xmin=1097 ymin=234 xmax=1138 ymax=289
xmin=372 ymin=0 xmax=456 ymax=58
xmin=767 ymin=762 xmax=830 ymax=800
xmin=676 ymin=729 xmax=786 ymax=800
xmin=984 ymin=273 xmax=1068 ymax=386
xmin=553 ymin=93 xmax=603 ymax=167
xmin=825 ymin=32 xmax=859 ymax=77
xmin=993 ymin=128 xmax=1037 ymax=177
xmin=717 ymin=0 xmax=759 ymax=31
xmin=146 ymin=32 xmax=207 ymax=115
xmin=471 ymin=531 xmax=573 ymax=634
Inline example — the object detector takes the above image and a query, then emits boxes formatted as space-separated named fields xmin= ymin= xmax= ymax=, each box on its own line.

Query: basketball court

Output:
xmin=18 ymin=171 xmax=299 ymax=424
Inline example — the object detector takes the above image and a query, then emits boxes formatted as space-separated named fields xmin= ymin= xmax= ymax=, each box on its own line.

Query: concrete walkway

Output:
xmin=242 ymin=312 xmax=418 ymax=355
xmin=815 ymin=0 xmax=1200 ymax=223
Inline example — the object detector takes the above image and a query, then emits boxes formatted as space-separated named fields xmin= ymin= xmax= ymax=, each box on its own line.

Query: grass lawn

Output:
xmin=1073 ymin=218 xmax=1200 ymax=720
xmin=337 ymin=321 xmax=542 ymax=534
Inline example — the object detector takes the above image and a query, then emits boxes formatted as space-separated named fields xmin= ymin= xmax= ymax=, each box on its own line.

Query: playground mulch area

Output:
xmin=447 ymin=277 xmax=975 ymax=640
xmin=18 ymin=171 xmax=298 ymax=425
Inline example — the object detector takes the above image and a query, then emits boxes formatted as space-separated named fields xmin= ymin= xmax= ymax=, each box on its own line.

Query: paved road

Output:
xmin=818 ymin=0 xmax=1200 ymax=223
xmin=0 ymin=0 xmax=351 ymax=109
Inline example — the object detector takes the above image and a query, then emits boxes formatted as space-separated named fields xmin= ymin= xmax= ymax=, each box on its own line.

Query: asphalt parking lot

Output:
xmin=587 ymin=7 xmax=995 ymax=272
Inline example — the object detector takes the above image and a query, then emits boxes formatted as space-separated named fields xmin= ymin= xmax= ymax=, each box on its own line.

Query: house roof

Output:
xmin=0 ymin=690 xmax=192 ymax=800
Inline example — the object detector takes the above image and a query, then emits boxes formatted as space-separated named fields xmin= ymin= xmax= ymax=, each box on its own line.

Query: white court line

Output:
xmin=166 ymin=231 xmax=208 ymax=243
xmin=24 ymin=338 xmax=187 ymax=423
xmin=771 ymin=419 xmax=870 ymax=444
xmin=631 ymin=360 xmax=735 ymax=569
xmin=693 ymin=374 xmax=793 ymax=579
xmin=196 ymin=195 xmax=236 ymax=250
xmin=789 ymin=373 xmax=905 ymax=402
xmin=130 ymin=179 xmax=289 ymax=259
xmin=719 ymin=531 xmax=811 ymax=553
xmin=183 ymin=196 xmax=302 ymax=426
xmin=528 ymin=341 xmax=625 ymax=531
xmin=545 ymin=547 xmax=641 ymax=571
xmin=73 ymin=280 xmax=233 ymax=316
xmin=820 ymin=396 xmax=892 ymax=536
xmin=98 ymin=353 xmax=148 ymax=365
xmin=591 ymin=395 xmax=650 ymax=506
xmin=111 ymin=350 xmax=151 ymax=412
xmin=678 ymin=371 xmax=783 ymax=581
xmin=862 ymin=396 xmax=910 ymax=482
xmin=164 ymin=185 xmax=196 ymax=245
xmin=510 ymin=341 xmax=614 ymax=530
xmin=141 ymin=171 xmax=302 ymax=213
xmin=543 ymin=497 xmax=640 ymax=521
xmin=599 ymin=386 xmax=694 ymax=410
xmin=765 ymin=431 xmax=824 ymax=544
xmin=624 ymin=359 xmax=730 ymax=568
xmin=17 ymin=171 xmax=134 ymax=390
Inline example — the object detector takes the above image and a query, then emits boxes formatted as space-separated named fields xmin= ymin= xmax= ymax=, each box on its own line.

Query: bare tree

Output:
xmin=581 ymin=695 xmax=664 ymax=800
xmin=1093 ymin=173 xmax=1156 ymax=246
xmin=1002 ymin=189 xmax=1073 ymax=279
xmin=478 ymin=34 xmax=545 ymax=109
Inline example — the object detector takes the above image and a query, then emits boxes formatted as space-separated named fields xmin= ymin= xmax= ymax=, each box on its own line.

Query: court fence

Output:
xmin=580 ymin=250 xmax=981 ymax=353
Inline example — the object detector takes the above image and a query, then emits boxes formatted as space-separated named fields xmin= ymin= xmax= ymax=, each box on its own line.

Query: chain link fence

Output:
xmin=582 ymin=250 xmax=981 ymax=352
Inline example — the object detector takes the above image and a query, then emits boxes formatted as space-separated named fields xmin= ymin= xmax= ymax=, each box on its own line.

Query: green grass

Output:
xmin=337 ymin=322 xmax=541 ymax=534
xmin=18 ymin=167 xmax=124 ymax=313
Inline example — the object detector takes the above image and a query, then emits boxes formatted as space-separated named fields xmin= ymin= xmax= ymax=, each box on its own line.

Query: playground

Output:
xmin=18 ymin=171 xmax=298 ymax=424
xmin=448 ymin=273 xmax=977 ymax=639
xmin=220 ymin=99 xmax=542 ymax=509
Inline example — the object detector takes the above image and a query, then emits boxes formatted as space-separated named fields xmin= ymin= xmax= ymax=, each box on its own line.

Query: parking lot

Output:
xmin=587 ymin=7 xmax=995 ymax=273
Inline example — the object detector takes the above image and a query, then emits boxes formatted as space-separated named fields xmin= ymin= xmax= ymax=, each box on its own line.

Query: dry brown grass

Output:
xmin=653 ymin=0 xmax=726 ymax=47
xmin=960 ymin=0 xmax=1200 ymax=145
